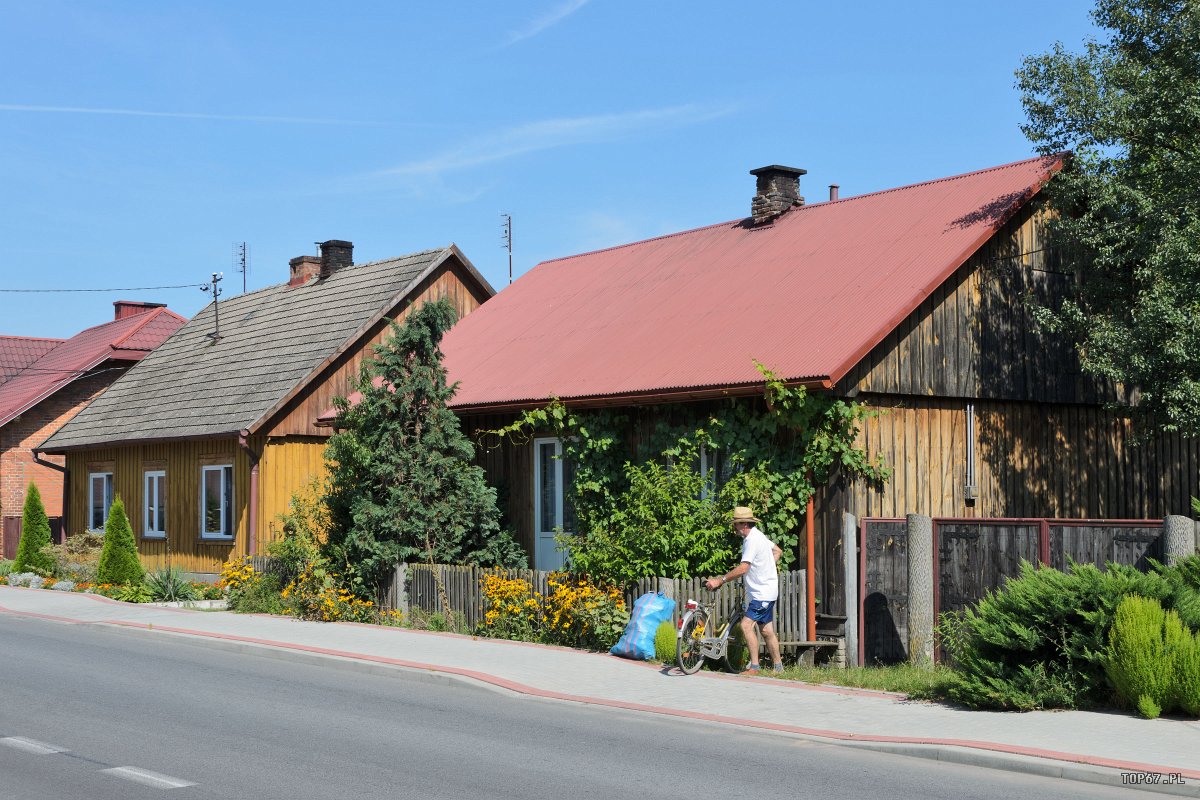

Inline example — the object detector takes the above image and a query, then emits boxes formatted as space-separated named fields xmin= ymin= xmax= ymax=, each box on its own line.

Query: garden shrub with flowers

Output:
xmin=282 ymin=559 xmax=382 ymax=623
xmin=480 ymin=571 xmax=628 ymax=651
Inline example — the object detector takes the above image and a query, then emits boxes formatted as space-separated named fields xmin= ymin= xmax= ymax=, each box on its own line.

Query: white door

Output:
xmin=533 ymin=438 xmax=575 ymax=571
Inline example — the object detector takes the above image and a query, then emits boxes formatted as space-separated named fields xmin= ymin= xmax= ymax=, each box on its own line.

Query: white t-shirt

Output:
xmin=740 ymin=526 xmax=778 ymax=602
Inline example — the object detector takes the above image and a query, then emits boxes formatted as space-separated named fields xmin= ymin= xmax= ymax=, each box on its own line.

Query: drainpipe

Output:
xmin=237 ymin=431 xmax=260 ymax=557
xmin=806 ymin=480 xmax=816 ymax=641
xmin=33 ymin=452 xmax=68 ymax=543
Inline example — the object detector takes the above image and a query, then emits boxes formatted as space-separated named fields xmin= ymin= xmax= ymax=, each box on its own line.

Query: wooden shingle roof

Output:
xmin=40 ymin=247 xmax=469 ymax=451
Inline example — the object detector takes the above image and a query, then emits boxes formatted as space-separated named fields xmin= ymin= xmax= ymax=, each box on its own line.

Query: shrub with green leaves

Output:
xmin=1104 ymin=595 xmax=1186 ymax=718
xmin=1176 ymin=627 xmax=1200 ymax=717
xmin=96 ymin=497 xmax=144 ymax=585
xmin=654 ymin=619 xmax=678 ymax=662
xmin=42 ymin=529 xmax=105 ymax=583
xmin=227 ymin=572 xmax=286 ymax=615
xmin=943 ymin=560 xmax=1189 ymax=710
xmin=13 ymin=483 xmax=55 ymax=576
xmin=0 ymin=559 xmax=14 ymax=577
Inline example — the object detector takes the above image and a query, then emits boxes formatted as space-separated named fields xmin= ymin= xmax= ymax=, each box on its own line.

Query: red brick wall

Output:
xmin=0 ymin=371 xmax=122 ymax=523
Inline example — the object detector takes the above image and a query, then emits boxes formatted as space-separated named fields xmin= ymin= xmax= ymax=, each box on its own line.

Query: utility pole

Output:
xmin=501 ymin=213 xmax=513 ymax=285
xmin=200 ymin=272 xmax=224 ymax=341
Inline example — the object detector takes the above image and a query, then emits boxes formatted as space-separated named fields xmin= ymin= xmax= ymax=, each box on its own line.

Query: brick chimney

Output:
xmin=289 ymin=255 xmax=322 ymax=287
xmin=319 ymin=239 xmax=353 ymax=278
xmin=750 ymin=165 xmax=806 ymax=225
xmin=113 ymin=300 xmax=165 ymax=320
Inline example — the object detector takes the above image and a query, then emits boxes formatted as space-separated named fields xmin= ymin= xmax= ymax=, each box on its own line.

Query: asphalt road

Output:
xmin=0 ymin=614 xmax=1144 ymax=800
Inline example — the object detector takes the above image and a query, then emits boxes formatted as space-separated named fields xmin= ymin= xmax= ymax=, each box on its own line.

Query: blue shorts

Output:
xmin=744 ymin=599 xmax=776 ymax=625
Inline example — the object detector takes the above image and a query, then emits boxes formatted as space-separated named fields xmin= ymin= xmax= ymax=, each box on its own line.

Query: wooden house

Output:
xmin=1 ymin=303 xmax=184 ymax=558
xmin=432 ymin=156 xmax=1200 ymax=616
xmin=38 ymin=240 xmax=494 ymax=576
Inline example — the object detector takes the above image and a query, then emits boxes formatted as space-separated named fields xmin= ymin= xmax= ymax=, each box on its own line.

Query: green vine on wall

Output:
xmin=480 ymin=363 xmax=891 ymax=581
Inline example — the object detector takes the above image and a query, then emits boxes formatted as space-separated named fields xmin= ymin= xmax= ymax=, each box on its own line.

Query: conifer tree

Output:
xmin=325 ymin=298 xmax=524 ymax=593
xmin=96 ymin=496 xmax=144 ymax=585
xmin=13 ymin=482 xmax=54 ymax=575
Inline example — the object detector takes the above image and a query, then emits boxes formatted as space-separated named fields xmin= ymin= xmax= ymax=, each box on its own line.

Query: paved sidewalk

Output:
xmin=3 ymin=585 xmax=1198 ymax=796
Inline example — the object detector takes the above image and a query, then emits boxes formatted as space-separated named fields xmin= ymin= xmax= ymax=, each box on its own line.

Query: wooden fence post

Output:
xmin=1163 ymin=516 xmax=1196 ymax=566
xmin=842 ymin=512 xmax=859 ymax=667
xmin=906 ymin=514 xmax=935 ymax=668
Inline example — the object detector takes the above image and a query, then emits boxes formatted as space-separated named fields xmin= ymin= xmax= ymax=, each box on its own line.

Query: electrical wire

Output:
xmin=0 ymin=283 xmax=203 ymax=293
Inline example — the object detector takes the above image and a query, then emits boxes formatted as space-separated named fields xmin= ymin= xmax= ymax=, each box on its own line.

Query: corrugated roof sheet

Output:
xmin=441 ymin=155 xmax=1064 ymax=409
xmin=0 ymin=336 xmax=63 ymax=384
xmin=40 ymin=248 xmax=457 ymax=450
xmin=0 ymin=309 xmax=186 ymax=427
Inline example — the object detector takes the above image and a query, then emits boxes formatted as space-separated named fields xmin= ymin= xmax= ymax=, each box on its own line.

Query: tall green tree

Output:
xmin=324 ymin=298 xmax=524 ymax=594
xmin=1018 ymin=0 xmax=1200 ymax=435
xmin=96 ymin=496 xmax=144 ymax=585
xmin=13 ymin=482 xmax=54 ymax=575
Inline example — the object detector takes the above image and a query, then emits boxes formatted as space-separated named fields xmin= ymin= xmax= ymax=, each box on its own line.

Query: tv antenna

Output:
xmin=233 ymin=242 xmax=250 ymax=293
xmin=500 ymin=213 xmax=513 ymax=285
xmin=200 ymin=272 xmax=224 ymax=341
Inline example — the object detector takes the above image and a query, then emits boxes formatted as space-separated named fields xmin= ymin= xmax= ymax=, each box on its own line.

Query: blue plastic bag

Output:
xmin=610 ymin=592 xmax=676 ymax=660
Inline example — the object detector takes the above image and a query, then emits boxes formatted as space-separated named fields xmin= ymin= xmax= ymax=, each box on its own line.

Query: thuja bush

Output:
xmin=1104 ymin=595 xmax=1188 ymax=719
xmin=943 ymin=560 xmax=1199 ymax=711
xmin=96 ymin=498 xmax=144 ymax=585
xmin=13 ymin=483 xmax=54 ymax=576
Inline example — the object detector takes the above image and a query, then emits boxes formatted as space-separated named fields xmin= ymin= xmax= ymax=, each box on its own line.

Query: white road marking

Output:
xmin=0 ymin=736 xmax=68 ymax=755
xmin=101 ymin=766 xmax=197 ymax=789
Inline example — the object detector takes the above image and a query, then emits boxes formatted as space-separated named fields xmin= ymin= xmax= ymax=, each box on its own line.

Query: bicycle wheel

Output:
xmin=676 ymin=609 xmax=709 ymax=675
xmin=722 ymin=611 xmax=751 ymax=673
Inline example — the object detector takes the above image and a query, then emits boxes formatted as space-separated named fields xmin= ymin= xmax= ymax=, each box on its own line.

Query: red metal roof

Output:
xmin=0 ymin=336 xmax=64 ymax=384
xmin=0 ymin=307 xmax=186 ymax=427
xmin=441 ymin=155 xmax=1064 ymax=410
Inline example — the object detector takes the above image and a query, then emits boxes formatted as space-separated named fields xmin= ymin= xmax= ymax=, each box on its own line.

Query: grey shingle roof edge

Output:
xmin=39 ymin=244 xmax=493 ymax=452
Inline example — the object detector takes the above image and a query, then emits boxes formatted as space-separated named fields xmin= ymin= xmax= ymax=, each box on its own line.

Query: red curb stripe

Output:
xmin=4 ymin=598 xmax=1198 ymax=780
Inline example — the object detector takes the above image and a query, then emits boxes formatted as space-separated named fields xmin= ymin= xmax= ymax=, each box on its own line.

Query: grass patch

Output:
xmin=775 ymin=663 xmax=958 ymax=700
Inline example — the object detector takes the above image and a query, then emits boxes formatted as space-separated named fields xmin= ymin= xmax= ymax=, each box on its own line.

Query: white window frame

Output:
xmin=534 ymin=437 xmax=576 ymax=535
xmin=200 ymin=465 xmax=234 ymax=540
xmin=88 ymin=472 xmax=113 ymax=530
xmin=143 ymin=470 xmax=167 ymax=538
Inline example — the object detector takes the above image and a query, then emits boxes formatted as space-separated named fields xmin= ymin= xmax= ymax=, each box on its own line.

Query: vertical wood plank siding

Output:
xmin=840 ymin=201 xmax=1112 ymax=406
xmin=256 ymin=437 xmax=329 ymax=553
xmin=266 ymin=265 xmax=487 ymax=438
xmin=65 ymin=437 xmax=254 ymax=574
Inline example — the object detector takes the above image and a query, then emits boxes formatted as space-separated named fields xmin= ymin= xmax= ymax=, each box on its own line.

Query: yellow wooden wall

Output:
xmin=65 ymin=437 xmax=254 ymax=574
xmin=256 ymin=437 xmax=329 ymax=553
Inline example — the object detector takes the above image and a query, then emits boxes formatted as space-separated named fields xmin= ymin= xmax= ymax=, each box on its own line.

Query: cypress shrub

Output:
xmin=654 ymin=619 xmax=678 ymax=662
xmin=13 ymin=483 xmax=55 ymax=576
xmin=96 ymin=497 xmax=144 ymax=585
xmin=1103 ymin=595 xmax=1185 ymax=719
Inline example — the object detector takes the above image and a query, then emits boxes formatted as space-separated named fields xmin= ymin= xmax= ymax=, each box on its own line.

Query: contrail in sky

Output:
xmin=502 ymin=0 xmax=589 ymax=46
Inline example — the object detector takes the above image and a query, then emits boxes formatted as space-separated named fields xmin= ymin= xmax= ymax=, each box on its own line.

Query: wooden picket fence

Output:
xmin=386 ymin=563 xmax=809 ymax=640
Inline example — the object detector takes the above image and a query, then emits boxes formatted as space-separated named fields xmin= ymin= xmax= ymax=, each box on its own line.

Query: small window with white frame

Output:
xmin=200 ymin=465 xmax=234 ymax=539
xmin=143 ymin=470 xmax=166 ymax=538
xmin=88 ymin=472 xmax=113 ymax=530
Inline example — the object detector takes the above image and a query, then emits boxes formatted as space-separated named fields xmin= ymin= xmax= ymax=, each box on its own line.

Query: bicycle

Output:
xmin=676 ymin=591 xmax=752 ymax=675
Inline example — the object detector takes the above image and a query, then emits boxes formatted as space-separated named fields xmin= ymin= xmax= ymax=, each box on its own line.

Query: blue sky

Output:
xmin=1 ymin=0 xmax=1099 ymax=338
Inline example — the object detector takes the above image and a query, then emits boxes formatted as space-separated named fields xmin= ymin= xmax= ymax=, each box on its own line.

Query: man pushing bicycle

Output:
xmin=704 ymin=506 xmax=783 ymax=675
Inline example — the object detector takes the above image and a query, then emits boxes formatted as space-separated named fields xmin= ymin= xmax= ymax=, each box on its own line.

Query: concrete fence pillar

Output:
xmin=906 ymin=513 xmax=935 ymax=668
xmin=1163 ymin=516 xmax=1196 ymax=566
xmin=842 ymin=512 xmax=859 ymax=667
xmin=393 ymin=563 xmax=410 ymax=617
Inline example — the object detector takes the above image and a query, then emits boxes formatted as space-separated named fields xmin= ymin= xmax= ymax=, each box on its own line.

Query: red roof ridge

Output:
xmin=534 ymin=154 xmax=1066 ymax=271
xmin=811 ymin=152 xmax=1067 ymax=208
xmin=0 ymin=334 xmax=66 ymax=343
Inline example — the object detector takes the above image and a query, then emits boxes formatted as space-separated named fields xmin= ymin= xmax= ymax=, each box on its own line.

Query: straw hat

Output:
xmin=730 ymin=506 xmax=760 ymax=525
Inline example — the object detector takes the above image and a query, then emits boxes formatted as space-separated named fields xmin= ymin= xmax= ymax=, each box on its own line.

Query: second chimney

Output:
xmin=319 ymin=239 xmax=353 ymax=278
xmin=750 ymin=165 xmax=806 ymax=225
xmin=113 ymin=300 xmax=165 ymax=320
xmin=289 ymin=255 xmax=322 ymax=287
